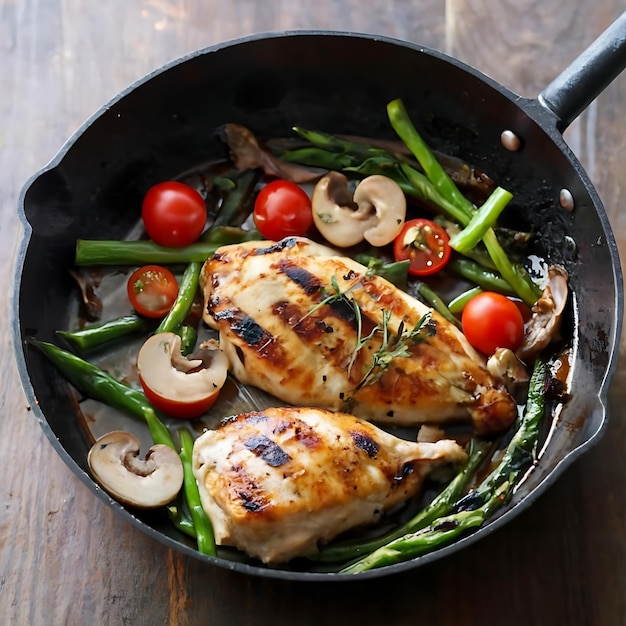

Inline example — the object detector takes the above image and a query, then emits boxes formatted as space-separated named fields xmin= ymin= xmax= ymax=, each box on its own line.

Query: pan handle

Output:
xmin=539 ymin=11 xmax=626 ymax=131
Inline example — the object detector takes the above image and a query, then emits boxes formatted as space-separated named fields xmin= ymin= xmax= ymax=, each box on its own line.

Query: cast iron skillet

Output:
xmin=12 ymin=15 xmax=626 ymax=580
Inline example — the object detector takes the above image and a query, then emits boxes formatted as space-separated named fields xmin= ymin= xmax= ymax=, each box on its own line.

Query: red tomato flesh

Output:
xmin=393 ymin=218 xmax=451 ymax=276
xmin=127 ymin=265 xmax=178 ymax=318
xmin=142 ymin=181 xmax=207 ymax=247
xmin=253 ymin=179 xmax=313 ymax=240
xmin=461 ymin=291 xmax=525 ymax=355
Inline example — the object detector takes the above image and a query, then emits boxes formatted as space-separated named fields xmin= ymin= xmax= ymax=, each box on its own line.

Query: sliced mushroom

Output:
xmin=516 ymin=265 xmax=569 ymax=362
xmin=137 ymin=332 xmax=229 ymax=419
xmin=311 ymin=172 xmax=406 ymax=247
xmin=88 ymin=431 xmax=183 ymax=508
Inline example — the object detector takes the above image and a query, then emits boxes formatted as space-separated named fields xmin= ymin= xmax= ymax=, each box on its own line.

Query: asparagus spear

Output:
xmin=341 ymin=359 xmax=547 ymax=573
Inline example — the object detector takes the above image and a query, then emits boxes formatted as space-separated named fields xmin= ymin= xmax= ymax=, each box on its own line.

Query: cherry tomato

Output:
xmin=393 ymin=218 xmax=451 ymax=276
xmin=139 ymin=375 xmax=221 ymax=419
xmin=253 ymin=180 xmax=313 ymax=240
xmin=461 ymin=291 xmax=525 ymax=355
xmin=142 ymin=181 xmax=206 ymax=247
xmin=127 ymin=265 xmax=179 ymax=318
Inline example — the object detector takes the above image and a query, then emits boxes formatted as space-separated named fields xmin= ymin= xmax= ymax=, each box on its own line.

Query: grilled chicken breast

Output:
xmin=192 ymin=406 xmax=467 ymax=563
xmin=201 ymin=237 xmax=517 ymax=434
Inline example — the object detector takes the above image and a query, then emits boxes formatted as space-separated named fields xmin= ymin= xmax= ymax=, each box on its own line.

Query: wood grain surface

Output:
xmin=2 ymin=1 xmax=625 ymax=624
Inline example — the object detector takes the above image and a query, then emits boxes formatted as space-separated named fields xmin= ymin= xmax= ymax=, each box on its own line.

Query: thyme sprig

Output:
xmin=302 ymin=273 xmax=435 ymax=404
xmin=352 ymin=310 xmax=433 ymax=394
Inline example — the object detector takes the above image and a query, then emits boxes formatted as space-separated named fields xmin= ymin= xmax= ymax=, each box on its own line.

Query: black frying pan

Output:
xmin=12 ymin=14 xmax=626 ymax=580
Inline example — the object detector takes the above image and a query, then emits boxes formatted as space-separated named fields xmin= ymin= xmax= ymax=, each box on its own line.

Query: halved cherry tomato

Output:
xmin=393 ymin=218 xmax=451 ymax=276
xmin=142 ymin=181 xmax=206 ymax=247
xmin=137 ymin=332 xmax=229 ymax=419
xmin=141 ymin=380 xmax=220 ymax=419
xmin=253 ymin=180 xmax=313 ymax=240
xmin=127 ymin=265 xmax=178 ymax=318
xmin=461 ymin=291 xmax=525 ymax=355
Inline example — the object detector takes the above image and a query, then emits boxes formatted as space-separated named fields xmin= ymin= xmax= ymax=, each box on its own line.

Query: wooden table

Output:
xmin=2 ymin=1 xmax=625 ymax=624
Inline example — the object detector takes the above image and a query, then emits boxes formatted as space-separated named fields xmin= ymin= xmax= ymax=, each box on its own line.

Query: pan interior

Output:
xmin=15 ymin=32 xmax=621 ymax=579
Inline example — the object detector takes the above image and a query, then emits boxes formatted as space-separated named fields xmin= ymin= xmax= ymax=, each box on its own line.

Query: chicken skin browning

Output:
xmin=201 ymin=237 xmax=518 ymax=434
xmin=192 ymin=406 xmax=467 ymax=563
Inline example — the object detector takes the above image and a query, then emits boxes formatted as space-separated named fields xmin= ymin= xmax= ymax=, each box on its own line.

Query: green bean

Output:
xmin=415 ymin=282 xmax=461 ymax=328
xmin=342 ymin=359 xmax=547 ymax=573
xmin=166 ymin=497 xmax=197 ymax=539
xmin=449 ymin=258 xmax=516 ymax=296
xmin=178 ymin=428 xmax=216 ymax=556
xmin=30 ymin=339 xmax=174 ymax=448
xmin=447 ymin=287 xmax=483 ymax=316
xmin=57 ymin=315 xmax=146 ymax=352
xmin=387 ymin=99 xmax=474 ymax=218
xmin=340 ymin=503 xmax=489 ymax=573
xmin=481 ymin=230 xmax=541 ymax=306
xmin=174 ymin=325 xmax=198 ymax=356
xmin=156 ymin=262 xmax=201 ymax=334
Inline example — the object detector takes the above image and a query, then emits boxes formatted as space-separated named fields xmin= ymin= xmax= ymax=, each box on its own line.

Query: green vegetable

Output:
xmin=315 ymin=439 xmax=490 ymax=563
xmin=387 ymin=99 xmax=539 ymax=306
xmin=342 ymin=359 xmax=547 ymax=573
xmin=31 ymin=339 xmax=174 ymax=447
xmin=448 ymin=187 xmax=513 ymax=254
xmin=387 ymin=99 xmax=474 ymax=216
xmin=166 ymin=497 xmax=197 ymax=539
xmin=178 ymin=428 xmax=216 ymax=556
xmin=213 ymin=169 xmax=260 ymax=229
xmin=354 ymin=254 xmax=410 ymax=288
xmin=75 ymin=240 xmax=221 ymax=266
xmin=456 ymin=358 xmax=548 ymax=512
xmin=174 ymin=325 xmax=198 ymax=356
xmin=447 ymin=287 xmax=483 ymax=316
xmin=341 ymin=501 xmax=490 ymax=574
xmin=415 ymin=282 xmax=461 ymax=328
xmin=156 ymin=262 xmax=201 ymax=334
xmin=449 ymin=258 xmax=516 ymax=296
xmin=57 ymin=315 xmax=146 ymax=352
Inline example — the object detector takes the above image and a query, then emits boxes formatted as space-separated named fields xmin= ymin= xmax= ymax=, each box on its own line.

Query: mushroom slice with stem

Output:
xmin=88 ymin=431 xmax=183 ymax=508
xmin=312 ymin=172 xmax=406 ymax=247
xmin=137 ymin=332 xmax=229 ymax=419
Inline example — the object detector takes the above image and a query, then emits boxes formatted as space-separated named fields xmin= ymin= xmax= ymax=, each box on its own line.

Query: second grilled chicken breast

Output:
xmin=192 ymin=406 xmax=467 ymax=563
xmin=201 ymin=237 xmax=518 ymax=434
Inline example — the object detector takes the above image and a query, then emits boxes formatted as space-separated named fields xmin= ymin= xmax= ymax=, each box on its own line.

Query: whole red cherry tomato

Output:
xmin=461 ymin=291 xmax=525 ymax=355
xmin=142 ymin=181 xmax=206 ymax=247
xmin=253 ymin=180 xmax=313 ymax=240
xmin=127 ymin=265 xmax=179 ymax=318
xmin=393 ymin=218 xmax=451 ymax=276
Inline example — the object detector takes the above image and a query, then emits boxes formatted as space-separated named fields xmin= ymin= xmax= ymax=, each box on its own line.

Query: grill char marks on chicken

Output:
xmin=201 ymin=237 xmax=518 ymax=434
xmin=192 ymin=406 xmax=467 ymax=563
